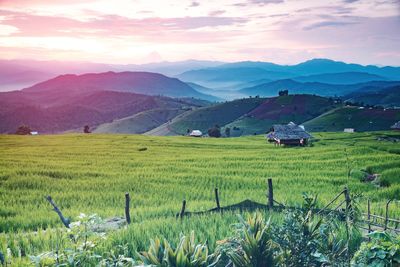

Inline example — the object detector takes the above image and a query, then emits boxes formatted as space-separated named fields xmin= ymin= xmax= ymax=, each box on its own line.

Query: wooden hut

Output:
xmin=266 ymin=123 xmax=312 ymax=146
xmin=391 ymin=121 xmax=400 ymax=131
xmin=189 ymin=130 xmax=203 ymax=137
xmin=344 ymin=128 xmax=355 ymax=133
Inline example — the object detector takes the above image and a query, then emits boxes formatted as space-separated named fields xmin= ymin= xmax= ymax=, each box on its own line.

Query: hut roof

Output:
xmin=268 ymin=123 xmax=312 ymax=140
xmin=190 ymin=130 xmax=202 ymax=136
xmin=391 ymin=121 xmax=400 ymax=129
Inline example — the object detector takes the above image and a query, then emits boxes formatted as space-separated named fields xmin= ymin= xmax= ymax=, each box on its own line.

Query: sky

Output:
xmin=0 ymin=0 xmax=399 ymax=65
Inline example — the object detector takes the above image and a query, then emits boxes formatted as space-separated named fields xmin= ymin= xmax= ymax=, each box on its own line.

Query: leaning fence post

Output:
xmin=367 ymin=199 xmax=371 ymax=240
xmin=215 ymin=188 xmax=221 ymax=210
xmin=267 ymin=178 xmax=274 ymax=209
xmin=45 ymin=196 xmax=70 ymax=228
xmin=344 ymin=187 xmax=351 ymax=211
xmin=125 ymin=193 xmax=131 ymax=224
xmin=385 ymin=199 xmax=392 ymax=230
xmin=343 ymin=187 xmax=351 ymax=266
xmin=180 ymin=200 xmax=186 ymax=218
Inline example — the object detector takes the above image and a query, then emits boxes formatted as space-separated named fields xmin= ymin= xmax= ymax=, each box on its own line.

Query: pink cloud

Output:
xmin=0 ymin=0 xmax=399 ymax=65
xmin=0 ymin=10 xmax=248 ymax=38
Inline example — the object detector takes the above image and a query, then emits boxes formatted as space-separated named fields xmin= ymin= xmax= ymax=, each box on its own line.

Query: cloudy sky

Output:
xmin=0 ymin=0 xmax=399 ymax=65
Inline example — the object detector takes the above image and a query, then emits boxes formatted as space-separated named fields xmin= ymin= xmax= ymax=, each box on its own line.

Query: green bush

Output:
xmin=219 ymin=213 xmax=279 ymax=267
xmin=379 ymin=168 xmax=400 ymax=187
xmin=137 ymin=231 xmax=220 ymax=267
xmin=24 ymin=201 xmax=396 ymax=267
xmin=352 ymin=231 xmax=400 ymax=266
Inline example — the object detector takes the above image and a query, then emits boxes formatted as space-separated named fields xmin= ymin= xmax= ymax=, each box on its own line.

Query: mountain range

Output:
xmin=0 ymin=71 xmax=216 ymax=133
xmin=0 ymin=59 xmax=222 ymax=92
xmin=239 ymin=80 xmax=400 ymax=98
xmin=23 ymin=71 xmax=217 ymax=100
xmin=1 ymin=58 xmax=399 ymax=134
xmin=177 ymin=58 xmax=400 ymax=90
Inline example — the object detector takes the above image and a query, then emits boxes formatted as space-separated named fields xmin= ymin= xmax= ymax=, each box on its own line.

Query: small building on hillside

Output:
xmin=391 ymin=121 xmax=400 ymax=131
xmin=30 ymin=131 xmax=39 ymax=135
xmin=344 ymin=128 xmax=355 ymax=133
xmin=189 ymin=130 xmax=203 ymax=137
xmin=266 ymin=123 xmax=312 ymax=146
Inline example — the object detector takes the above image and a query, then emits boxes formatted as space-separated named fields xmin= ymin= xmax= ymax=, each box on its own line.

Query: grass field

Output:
xmin=0 ymin=132 xmax=399 ymax=263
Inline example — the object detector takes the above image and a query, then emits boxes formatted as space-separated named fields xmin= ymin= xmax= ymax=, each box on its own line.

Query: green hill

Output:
xmin=303 ymin=106 xmax=400 ymax=132
xmin=344 ymin=85 xmax=400 ymax=108
xmin=167 ymin=97 xmax=265 ymax=134
xmin=164 ymin=94 xmax=339 ymax=136
xmin=225 ymin=94 xmax=339 ymax=135
xmin=94 ymin=108 xmax=185 ymax=134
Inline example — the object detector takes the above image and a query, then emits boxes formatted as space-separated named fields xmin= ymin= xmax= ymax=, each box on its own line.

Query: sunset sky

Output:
xmin=0 ymin=0 xmax=399 ymax=65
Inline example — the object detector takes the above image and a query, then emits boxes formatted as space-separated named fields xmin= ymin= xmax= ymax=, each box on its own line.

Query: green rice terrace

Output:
xmin=0 ymin=132 xmax=399 ymax=265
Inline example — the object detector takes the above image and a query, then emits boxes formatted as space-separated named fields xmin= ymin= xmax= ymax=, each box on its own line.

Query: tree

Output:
xmin=208 ymin=125 xmax=221 ymax=138
xmin=279 ymin=89 xmax=289 ymax=96
xmin=83 ymin=125 xmax=91 ymax=133
xmin=225 ymin=127 xmax=231 ymax=137
xmin=15 ymin=125 xmax=31 ymax=135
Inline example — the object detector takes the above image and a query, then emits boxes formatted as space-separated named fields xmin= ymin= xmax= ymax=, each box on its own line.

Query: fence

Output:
xmin=46 ymin=178 xmax=400 ymax=235
xmin=174 ymin=178 xmax=400 ymax=235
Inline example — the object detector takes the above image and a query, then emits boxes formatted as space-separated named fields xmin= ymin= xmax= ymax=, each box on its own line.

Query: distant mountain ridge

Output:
xmin=292 ymin=72 xmax=388 ymax=85
xmin=0 ymin=59 xmax=223 ymax=92
xmin=177 ymin=58 xmax=400 ymax=92
xmin=2 ymin=57 xmax=400 ymax=96
xmin=23 ymin=71 xmax=218 ymax=101
xmin=239 ymin=80 xmax=400 ymax=97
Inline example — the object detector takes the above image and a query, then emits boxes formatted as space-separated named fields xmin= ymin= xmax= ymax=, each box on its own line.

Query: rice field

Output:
xmin=0 ymin=131 xmax=399 ymax=264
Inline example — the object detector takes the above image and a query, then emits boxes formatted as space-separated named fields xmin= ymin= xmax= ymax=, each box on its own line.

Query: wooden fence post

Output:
xmin=180 ymin=200 xmax=186 ymax=218
xmin=344 ymin=187 xmax=351 ymax=212
xmin=215 ymin=188 xmax=221 ymax=210
xmin=267 ymin=178 xmax=274 ymax=209
xmin=45 ymin=196 xmax=70 ymax=228
xmin=367 ymin=199 xmax=371 ymax=240
xmin=385 ymin=199 xmax=392 ymax=230
xmin=343 ymin=187 xmax=351 ymax=266
xmin=125 ymin=193 xmax=131 ymax=224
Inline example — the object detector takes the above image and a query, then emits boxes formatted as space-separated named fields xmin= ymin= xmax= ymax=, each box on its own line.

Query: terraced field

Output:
xmin=163 ymin=94 xmax=342 ymax=135
xmin=304 ymin=106 xmax=400 ymax=132
xmin=0 ymin=132 xmax=399 ymax=264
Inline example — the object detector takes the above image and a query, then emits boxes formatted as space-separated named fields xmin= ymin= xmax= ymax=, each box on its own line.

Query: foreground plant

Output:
xmin=352 ymin=231 xmax=400 ymax=266
xmin=274 ymin=194 xmax=324 ymax=266
xmin=137 ymin=231 xmax=220 ymax=267
xmin=29 ymin=214 xmax=135 ymax=267
xmin=100 ymin=245 xmax=135 ymax=266
xmin=219 ymin=213 xmax=280 ymax=267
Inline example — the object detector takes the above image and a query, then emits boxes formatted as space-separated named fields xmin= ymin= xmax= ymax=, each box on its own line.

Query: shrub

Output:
xmin=224 ymin=127 xmax=231 ymax=137
xmin=15 ymin=125 xmax=31 ymax=135
xmin=83 ymin=125 xmax=91 ymax=134
xmin=29 ymin=214 xmax=127 ymax=266
xmin=208 ymin=125 xmax=221 ymax=138
xmin=275 ymin=209 xmax=323 ymax=266
xmin=137 ymin=231 xmax=220 ymax=267
xmin=379 ymin=168 xmax=400 ymax=187
xmin=352 ymin=231 xmax=400 ymax=266
xmin=219 ymin=213 xmax=280 ymax=267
